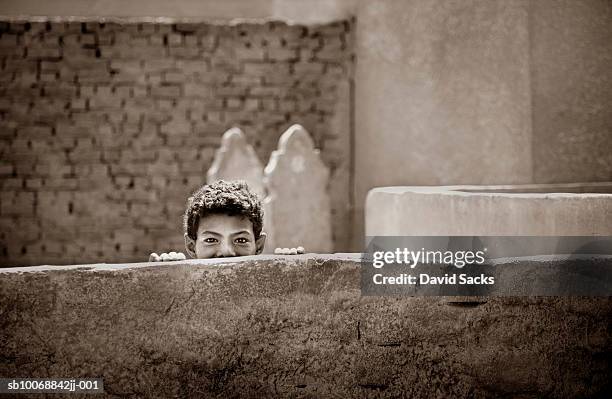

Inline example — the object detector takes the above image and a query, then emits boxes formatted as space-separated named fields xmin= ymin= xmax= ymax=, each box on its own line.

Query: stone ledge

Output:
xmin=1 ymin=254 xmax=611 ymax=397
xmin=0 ymin=15 xmax=349 ymax=28
xmin=366 ymin=183 xmax=612 ymax=236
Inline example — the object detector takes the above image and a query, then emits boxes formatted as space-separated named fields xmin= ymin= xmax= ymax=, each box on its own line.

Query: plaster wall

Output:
xmin=353 ymin=0 xmax=533 ymax=248
xmin=530 ymin=0 xmax=612 ymax=183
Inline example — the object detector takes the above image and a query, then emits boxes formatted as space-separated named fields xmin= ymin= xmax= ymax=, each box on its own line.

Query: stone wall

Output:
xmin=1 ymin=254 xmax=611 ymax=397
xmin=0 ymin=18 xmax=354 ymax=266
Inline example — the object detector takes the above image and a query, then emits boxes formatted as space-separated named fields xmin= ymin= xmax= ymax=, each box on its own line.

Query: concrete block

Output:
xmin=366 ymin=183 xmax=612 ymax=236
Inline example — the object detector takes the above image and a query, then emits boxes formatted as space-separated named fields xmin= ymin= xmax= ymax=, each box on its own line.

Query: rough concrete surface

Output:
xmin=1 ymin=254 xmax=611 ymax=398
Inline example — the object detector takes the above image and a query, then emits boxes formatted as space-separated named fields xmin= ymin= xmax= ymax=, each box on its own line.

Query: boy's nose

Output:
xmin=216 ymin=241 xmax=236 ymax=257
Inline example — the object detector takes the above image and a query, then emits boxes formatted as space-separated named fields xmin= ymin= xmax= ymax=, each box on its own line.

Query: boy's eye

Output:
xmin=203 ymin=237 xmax=218 ymax=243
xmin=234 ymin=237 xmax=249 ymax=244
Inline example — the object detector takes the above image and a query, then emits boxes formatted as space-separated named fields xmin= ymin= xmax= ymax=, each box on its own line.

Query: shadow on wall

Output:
xmin=207 ymin=124 xmax=333 ymax=253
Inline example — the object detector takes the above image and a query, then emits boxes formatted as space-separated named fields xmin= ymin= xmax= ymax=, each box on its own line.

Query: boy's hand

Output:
xmin=274 ymin=246 xmax=305 ymax=255
xmin=149 ymin=252 xmax=187 ymax=262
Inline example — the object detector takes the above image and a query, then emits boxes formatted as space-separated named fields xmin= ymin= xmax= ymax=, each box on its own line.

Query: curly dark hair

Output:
xmin=184 ymin=180 xmax=264 ymax=240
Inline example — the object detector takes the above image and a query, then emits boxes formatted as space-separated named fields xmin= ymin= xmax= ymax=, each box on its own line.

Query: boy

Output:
xmin=149 ymin=180 xmax=304 ymax=261
xmin=150 ymin=180 xmax=266 ymax=261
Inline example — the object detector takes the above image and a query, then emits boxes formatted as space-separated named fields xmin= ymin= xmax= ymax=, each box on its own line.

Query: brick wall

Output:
xmin=0 ymin=18 xmax=354 ymax=266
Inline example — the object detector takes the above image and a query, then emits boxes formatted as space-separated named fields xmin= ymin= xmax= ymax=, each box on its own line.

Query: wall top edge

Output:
xmin=0 ymin=15 xmax=354 ymax=27
xmin=0 ymin=253 xmax=362 ymax=273
xmin=367 ymin=182 xmax=612 ymax=199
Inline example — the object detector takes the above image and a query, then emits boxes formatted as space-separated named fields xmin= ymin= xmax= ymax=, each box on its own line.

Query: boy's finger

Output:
xmin=297 ymin=246 xmax=305 ymax=254
xmin=149 ymin=253 xmax=160 ymax=262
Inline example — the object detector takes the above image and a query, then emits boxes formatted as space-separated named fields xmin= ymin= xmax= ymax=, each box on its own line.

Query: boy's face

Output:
xmin=184 ymin=214 xmax=266 ymax=259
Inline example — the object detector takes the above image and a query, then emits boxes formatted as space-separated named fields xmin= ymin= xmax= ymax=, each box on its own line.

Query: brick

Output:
xmin=150 ymin=84 xmax=181 ymax=98
xmin=260 ymin=98 xmax=278 ymax=110
xmin=168 ymin=47 xmax=200 ymax=58
xmin=101 ymin=44 xmax=166 ymax=59
xmin=243 ymin=62 xmax=288 ymax=76
xmin=113 ymin=85 xmax=132 ymax=98
xmin=167 ymin=33 xmax=183 ymax=46
xmin=200 ymin=35 xmax=217 ymax=52
xmin=197 ymin=71 xmax=229 ymax=85
xmin=0 ymin=34 xmax=18 ymax=47
xmin=262 ymin=72 xmax=297 ymax=86
xmin=175 ymin=23 xmax=198 ymax=34
xmin=0 ymin=164 xmax=13 ymax=175
xmin=110 ymin=59 xmax=141 ymax=72
xmin=77 ymin=68 xmax=112 ymax=84
xmin=225 ymin=98 xmax=242 ymax=110
xmin=215 ymin=85 xmax=248 ymax=97
xmin=17 ymin=125 xmax=53 ymax=138
xmin=130 ymin=36 xmax=149 ymax=47
xmin=293 ymin=61 xmax=325 ymax=75
xmin=184 ymin=83 xmax=212 ymax=98
xmin=27 ymin=45 xmax=61 ymax=59
xmin=147 ymin=72 xmax=163 ymax=85
xmin=175 ymin=59 xmax=207 ymax=74
xmin=98 ymin=32 xmax=113 ymax=46
xmin=25 ymin=178 xmax=44 ymax=189
xmin=163 ymin=71 xmax=185 ymax=83
xmin=250 ymin=86 xmax=286 ymax=97
xmin=156 ymin=99 xmax=174 ymax=111
xmin=315 ymin=46 xmax=351 ymax=62
xmin=80 ymin=33 xmax=96 ymax=46
xmin=43 ymin=84 xmax=78 ymax=98
xmin=266 ymin=48 xmax=298 ymax=62
xmin=80 ymin=85 xmax=96 ymax=97
xmin=238 ymin=46 xmax=265 ymax=61
xmin=206 ymin=110 xmax=224 ymax=124
xmin=160 ymin=118 xmax=191 ymax=135
xmin=184 ymin=35 xmax=199 ymax=47
xmin=149 ymin=34 xmax=164 ymax=46
xmin=143 ymin=59 xmax=174 ymax=72
xmin=244 ymin=98 xmax=260 ymax=111
xmin=35 ymin=163 xmax=71 ymax=177
xmin=132 ymin=86 xmax=148 ymax=98
xmin=230 ymin=75 xmax=262 ymax=85
xmin=0 ymin=178 xmax=23 ymax=189
xmin=146 ymin=161 xmax=180 ymax=176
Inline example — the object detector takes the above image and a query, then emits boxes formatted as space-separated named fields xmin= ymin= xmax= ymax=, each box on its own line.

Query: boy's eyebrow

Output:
xmin=200 ymin=231 xmax=222 ymax=236
xmin=231 ymin=230 xmax=252 ymax=236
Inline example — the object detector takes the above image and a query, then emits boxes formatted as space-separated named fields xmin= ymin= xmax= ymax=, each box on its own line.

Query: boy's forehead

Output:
xmin=197 ymin=214 xmax=254 ymax=235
